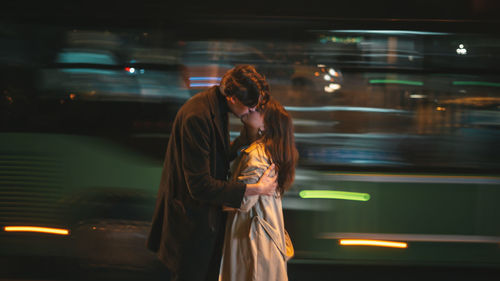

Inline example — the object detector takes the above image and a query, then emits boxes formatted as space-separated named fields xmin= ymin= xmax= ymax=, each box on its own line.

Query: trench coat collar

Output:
xmin=208 ymin=86 xmax=230 ymax=150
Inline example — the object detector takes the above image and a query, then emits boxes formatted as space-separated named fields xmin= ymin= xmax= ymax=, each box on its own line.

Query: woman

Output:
xmin=220 ymin=97 xmax=298 ymax=281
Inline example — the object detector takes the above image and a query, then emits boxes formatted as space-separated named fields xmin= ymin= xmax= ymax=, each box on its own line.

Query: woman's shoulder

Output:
xmin=243 ymin=141 xmax=266 ymax=156
xmin=241 ymin=141 xmax=271 ymax=166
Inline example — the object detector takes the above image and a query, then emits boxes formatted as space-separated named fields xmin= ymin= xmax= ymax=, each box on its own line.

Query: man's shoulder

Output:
xmin=178 ymin=89 xmax=214 ymax=118
xmin=181 ymin=87 xmax=218 ymax=111
xmin=182 ymin=91 xmax=207 ymax=108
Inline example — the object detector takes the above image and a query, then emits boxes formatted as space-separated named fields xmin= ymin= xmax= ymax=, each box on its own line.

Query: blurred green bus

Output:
xmin=1 ymin=17 xmax=500 ymax=279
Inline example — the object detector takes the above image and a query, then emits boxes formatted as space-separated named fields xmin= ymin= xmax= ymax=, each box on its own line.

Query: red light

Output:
xmin=125 ymin=67 xmax=131 ymax=72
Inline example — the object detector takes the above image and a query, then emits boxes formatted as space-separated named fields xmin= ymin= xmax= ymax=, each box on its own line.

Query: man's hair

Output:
xmin=220 ymin=65 xmax=269 ymax=108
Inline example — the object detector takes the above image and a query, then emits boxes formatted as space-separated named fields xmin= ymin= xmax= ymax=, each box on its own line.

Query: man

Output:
xmin=146 ymin=65 xmax=277 ymax=281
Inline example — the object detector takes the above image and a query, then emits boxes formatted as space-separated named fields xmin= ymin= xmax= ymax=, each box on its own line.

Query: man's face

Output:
xmin=227 ymin=96 xmax=258 ymax=118
xmin=241 ymin=110 xmax=264 ymax=131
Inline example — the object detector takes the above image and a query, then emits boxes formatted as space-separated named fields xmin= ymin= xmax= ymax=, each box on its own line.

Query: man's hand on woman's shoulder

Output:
xmin=244 ymin=164 xmax=277 ymax=196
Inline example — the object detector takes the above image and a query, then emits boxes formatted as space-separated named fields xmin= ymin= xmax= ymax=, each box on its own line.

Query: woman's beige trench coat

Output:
xmin=220 ymin=141 xmax=289 ymax=281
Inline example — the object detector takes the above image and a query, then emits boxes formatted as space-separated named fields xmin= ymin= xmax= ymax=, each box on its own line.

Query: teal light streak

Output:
xmin=61 ymin=69 xmax=118 ymax=75
xmin=299 ymin=190 xmax=371 ymax=201
xmin=57 ymin=52 xmax=117 ymax=65
xmin=329 ymin=30 xmax=449 ymax=36
xmin=452 ymin=81 xmax=500 ymax=87
xmin=370 ymin=79 xmax=423 ymax=86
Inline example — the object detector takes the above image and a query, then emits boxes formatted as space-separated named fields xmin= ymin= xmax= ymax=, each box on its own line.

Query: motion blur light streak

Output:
xmin=410 ymin=94 xmax=427 ymax=98
xmin=4 ymin=226 xmax=70 ymax=235
xmin=326 ymin=173 xmax=500 ymax=184
xmin=190 ymin=83 xmax=220 ymax=87
xmin=188 ymin=77 xmax=222 ymax=81
xmin=285 ymin=106 xmax=407 ymax=113
xmin=189 ymin=77 xmax=222 ymax=88
xmin=340 ymin=239 xmax=407 ymax=248
xmin=369 ymin=79 xmax=423 ymax=86
xmin=57 ymin=51 xmax=117 ymax=65
xmin=323 ymin=233 xmax=500 ymax=243
xmin=319 ymin=35 xmax=363 ymax=44
xmin=299 ymin=190 xmax=370 ymax=201
xmin=328 ymin=30 xmax=449 ymax=36
xmin=452 ymin=81 xmax=500 ymax=87
xmin=231 ymin=131 xmax=400 ymax=139
xmin=61 ymin=69 xmax=117 ymax=75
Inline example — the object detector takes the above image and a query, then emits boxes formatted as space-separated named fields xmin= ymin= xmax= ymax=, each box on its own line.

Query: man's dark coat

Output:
xmin=146 ymin=86 xmax=246 ymax=280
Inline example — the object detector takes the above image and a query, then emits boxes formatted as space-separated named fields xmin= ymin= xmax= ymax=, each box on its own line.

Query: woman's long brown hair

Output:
xmin=260 ymin=98 xmax=298 ymax=195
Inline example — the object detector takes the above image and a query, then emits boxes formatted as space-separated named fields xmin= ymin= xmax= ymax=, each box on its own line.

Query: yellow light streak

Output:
xmin=340 ymin=239 xmax=407 ymax=248
xmin=299 ymin=190 xmax=370 ymax=201
xmin=4 ymin=226 xmax=70 ymax=235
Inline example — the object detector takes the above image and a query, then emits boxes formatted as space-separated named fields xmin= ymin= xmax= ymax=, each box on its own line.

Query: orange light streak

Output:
xmin=4 ymin=226 xmax=70 ymax=235
xmin=340 ymin=239 xmax=407 ymax=248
